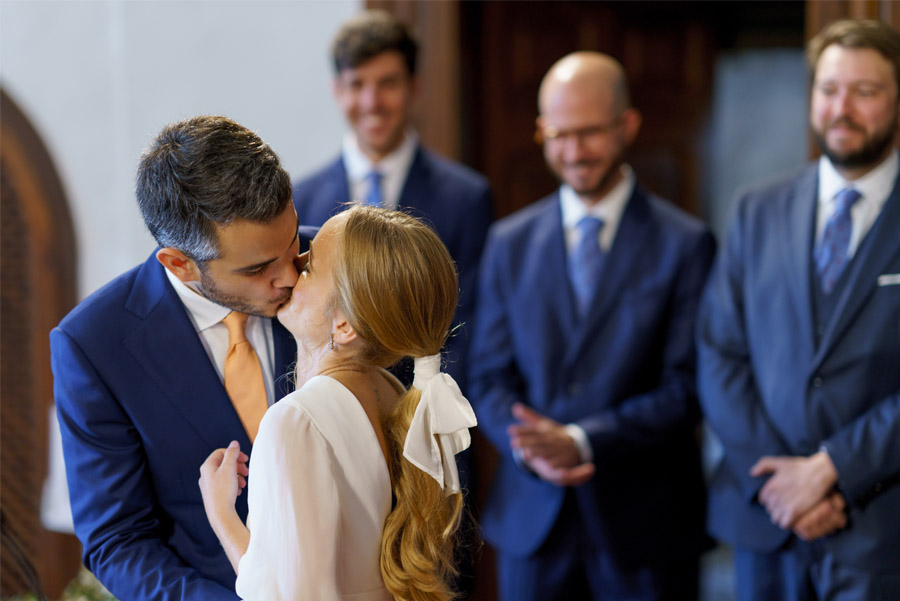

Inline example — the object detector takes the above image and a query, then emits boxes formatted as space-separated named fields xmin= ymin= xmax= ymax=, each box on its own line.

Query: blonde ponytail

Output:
xmin=381 ymin=387 xmax=464 ymax=601
xmin=330 ymin=206 xmax=469 ymax=600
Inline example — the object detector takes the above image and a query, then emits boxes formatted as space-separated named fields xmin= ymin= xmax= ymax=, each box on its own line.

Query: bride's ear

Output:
xmin=332 ymin=312 xmax=357 ymax=346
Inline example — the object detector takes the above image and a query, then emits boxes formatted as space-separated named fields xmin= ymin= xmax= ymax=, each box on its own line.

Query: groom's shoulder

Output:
xmin=57 ymin=258 xmax=159 ymax=342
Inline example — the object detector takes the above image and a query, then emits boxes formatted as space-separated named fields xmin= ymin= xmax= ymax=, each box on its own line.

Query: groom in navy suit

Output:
xmin=292 ymin=10 xmax=493 ymax=395
xmin=51 ymin=116 xmax=304 ymax=600
xmin=698 ymin=19 xmax=900 ymax=601
xmin=470 ymin=52 xmax=715 ymax=601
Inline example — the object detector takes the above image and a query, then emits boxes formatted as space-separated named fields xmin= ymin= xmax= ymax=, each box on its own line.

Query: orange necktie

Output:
xmin=223 ymin=311 xmax=267 ymax=442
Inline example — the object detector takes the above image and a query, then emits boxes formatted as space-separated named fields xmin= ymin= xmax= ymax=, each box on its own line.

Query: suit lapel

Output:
xmin=272 ymin=320 xmax=297 ymax=400
xmin=332 ymin=158 xmax=353 ymax=206
xmin=397 ymin=146 xmax=430 ymax=214
xmin=298 ymin=158 xmax=352 ymax=227
xmin=814 ymin=175 xmax=900 ymax=367
xmin=122 ymin=258 xmax=252 ymax=449
xmin=538 ymin=196 xmax=579 ymax=335
xmin=780 ymin=166 xmax=818 ymax=362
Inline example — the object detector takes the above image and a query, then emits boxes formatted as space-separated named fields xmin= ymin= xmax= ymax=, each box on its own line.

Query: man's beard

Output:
xmin=197 ymin=269 xmax=287 ymax=318
xmin=815 ymin=115 xmax=898 ymax=170
xmin=551 ymin=157 xmax=624 ymax=199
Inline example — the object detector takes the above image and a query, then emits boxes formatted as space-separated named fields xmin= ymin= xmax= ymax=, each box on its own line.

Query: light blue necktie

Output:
xmin=364 ymin=170 xmax=383 ymax=207
xmin=814 ymin=187 xmax=862 ymax=295
xmin=569 ymin=216 xmax=605 ymax=315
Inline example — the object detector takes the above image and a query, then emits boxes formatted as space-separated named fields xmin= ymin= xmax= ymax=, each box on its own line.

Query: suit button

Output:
xmin=568 ymin=383 xmax=582 ymax=396
xmin=874 ymin=482 xmax=883 ymax=492
xmin=812 ymin=377 xmax=824 ymax=388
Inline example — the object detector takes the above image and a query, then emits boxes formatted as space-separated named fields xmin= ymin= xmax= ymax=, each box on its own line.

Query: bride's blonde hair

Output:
xmin=329 ymin=206 xmax=464 ymax=601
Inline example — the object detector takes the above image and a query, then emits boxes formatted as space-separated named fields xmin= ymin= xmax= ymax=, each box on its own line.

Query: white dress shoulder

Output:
xmin=236 ymin=375 xmax=394 ymax=601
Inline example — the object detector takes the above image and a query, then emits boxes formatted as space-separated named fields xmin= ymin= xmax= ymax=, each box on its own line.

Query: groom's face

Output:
xmin=194 ymin=205 xmax=301 ymax=317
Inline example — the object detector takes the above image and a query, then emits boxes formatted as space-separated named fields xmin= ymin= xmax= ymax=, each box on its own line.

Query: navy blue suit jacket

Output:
xmin=470 ymin=187 xmax=715 ymax=568
xmin=292 ymin=145 xmax=493 ymax=392
xmin=697 ymin=165 xmax=900 ymax=571
xmin=50 ymin=253 xmax=297 ymax=600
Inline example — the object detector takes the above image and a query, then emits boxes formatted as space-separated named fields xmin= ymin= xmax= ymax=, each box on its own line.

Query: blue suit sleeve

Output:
xmin=696 ymin=199 xmax=791 ymax=502
xmin=51 ymin=328 xmax=239 ymax=601
xmin=823 ymin=389 xmax=900 ymax=505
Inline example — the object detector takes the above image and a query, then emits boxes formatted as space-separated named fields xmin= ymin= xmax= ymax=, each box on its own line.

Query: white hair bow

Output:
xmin=402 ymin=354 xmax=477 ymax=495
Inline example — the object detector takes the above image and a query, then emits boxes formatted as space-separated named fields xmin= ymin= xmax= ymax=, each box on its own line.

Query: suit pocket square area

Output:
xmin=878 ymin=273 xmax=900 ymax=286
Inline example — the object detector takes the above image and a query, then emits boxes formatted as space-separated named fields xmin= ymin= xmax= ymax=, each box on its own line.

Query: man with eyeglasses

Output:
xmin=469 ymin=51 xmax=715 ymax=601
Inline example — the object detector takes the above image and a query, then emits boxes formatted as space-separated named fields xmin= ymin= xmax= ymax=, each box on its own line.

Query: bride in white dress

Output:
xmin=199 ymin=206 xmax=476 ymax=601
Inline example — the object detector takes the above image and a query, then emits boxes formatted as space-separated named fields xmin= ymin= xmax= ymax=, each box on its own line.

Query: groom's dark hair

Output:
xmin=136 ymin=115 xmax=291 ymax=262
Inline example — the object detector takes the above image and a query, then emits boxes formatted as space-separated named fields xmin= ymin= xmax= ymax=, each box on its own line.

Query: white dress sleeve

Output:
xmin=236 ymin=401 xmax=342 ymax=601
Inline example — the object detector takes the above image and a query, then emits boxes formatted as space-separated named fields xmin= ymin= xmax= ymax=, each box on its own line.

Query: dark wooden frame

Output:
xmin=1 ymin=87 xmax=81 ymax=599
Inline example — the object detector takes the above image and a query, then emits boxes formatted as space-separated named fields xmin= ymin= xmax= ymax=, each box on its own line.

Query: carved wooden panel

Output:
xmin=462 ymin=1 xmax=723 ymax=219
xmin=806 ymin=0 xmax=900 ymax=41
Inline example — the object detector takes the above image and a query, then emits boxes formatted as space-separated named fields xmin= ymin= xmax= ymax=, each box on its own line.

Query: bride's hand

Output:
xmin=199 ymin=441 xmax=249 ymax=520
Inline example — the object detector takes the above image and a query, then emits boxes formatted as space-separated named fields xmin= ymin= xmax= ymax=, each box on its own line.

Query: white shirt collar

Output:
xmin=343 ymin=128 xmax=419 ymax=209
xmin=816 ymin=150 xmax=897 ymax=256
xmin=343 ymin=128 xmax=419 ymax=182
xmin=560 ymin=165 xmax=635 ymax=251
xmin=163 ymin=264 xmax=277 ymax=405
xmin=164 ymin=266 xmax=231 ymax=332
xmin=818 ymin=149 xmax=898 ymax=207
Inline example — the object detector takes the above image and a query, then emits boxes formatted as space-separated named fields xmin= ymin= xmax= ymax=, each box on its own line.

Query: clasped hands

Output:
xmin=750 ymin=450 xmax=847 ymax=541
xmin=507 ymin=403 xmax=595 ymax=487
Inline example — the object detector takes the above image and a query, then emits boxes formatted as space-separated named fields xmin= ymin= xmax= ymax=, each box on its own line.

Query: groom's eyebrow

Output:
xmin=234 ymin=257 xmax=276 ymax=273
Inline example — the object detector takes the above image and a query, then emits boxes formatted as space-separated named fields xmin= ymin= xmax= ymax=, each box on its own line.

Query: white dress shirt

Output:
xmin=342 ymin=128 xmax=418 ymax=210
xmin=164 ymin=268 xmax=277 ymax=406
xmin=560 ymin=164 xmax=636 ymax=255
xmin=816 ymin=150 xmax=897 ymax=258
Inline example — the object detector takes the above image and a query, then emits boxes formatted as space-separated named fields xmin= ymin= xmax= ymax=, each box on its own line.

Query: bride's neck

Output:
xmin=294 ymin=344 xmax=369 ymax=388
xmin=318 ymin=362 xmax=369 ymax=379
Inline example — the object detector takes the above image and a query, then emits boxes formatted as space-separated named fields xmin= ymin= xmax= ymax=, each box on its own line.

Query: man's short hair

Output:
xmin=331 ymin=10 xmax=418 ymax=76
xmin=808 ymin=19 xmax=900 ymax=89
xmin=136 ymin=115 xmax=291 ymax=262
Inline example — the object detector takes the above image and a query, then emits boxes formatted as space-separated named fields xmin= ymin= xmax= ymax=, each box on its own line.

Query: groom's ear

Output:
xmin=156 ymin=248 xmax=202 ymax=282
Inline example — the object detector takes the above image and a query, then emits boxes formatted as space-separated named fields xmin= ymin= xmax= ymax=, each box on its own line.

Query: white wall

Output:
xmin=1 ymin=0 xmax=360 ymax=300
xmin=702 ymin=49 xmax=809 ymax=238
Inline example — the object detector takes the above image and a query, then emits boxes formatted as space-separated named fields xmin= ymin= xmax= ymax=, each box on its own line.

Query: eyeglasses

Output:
xmin=536 ymin=116 xmax=623 ymax=145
